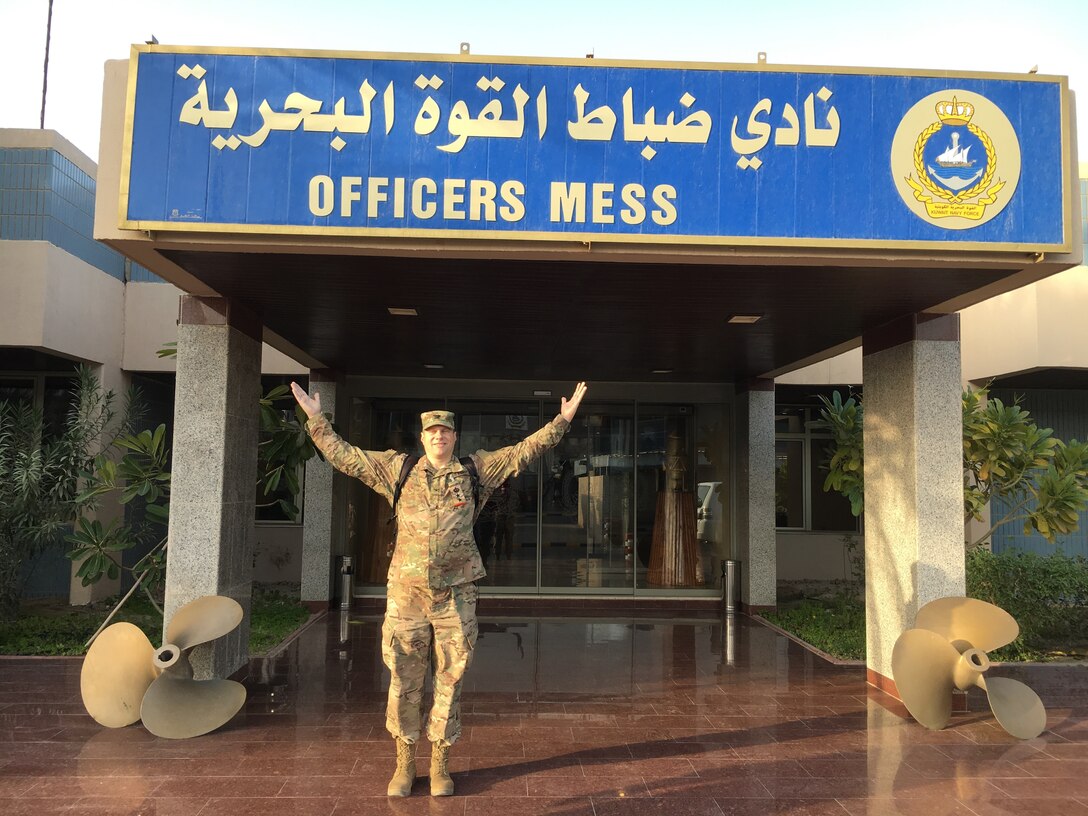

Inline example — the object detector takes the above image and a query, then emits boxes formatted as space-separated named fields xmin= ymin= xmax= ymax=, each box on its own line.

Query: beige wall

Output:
xmin=0 ymin=241 xmax=124 ymax=367
xmin=123 ymin=281 xmax=308 ymax=375
xmin=776 ymin=531 xmax=857 ymax=581
xmin=253 ymin=525 xmax=304 ymax=584
xmin=774 ymin=263 xmax=1088 ymax=389
xmin=0 ymin=129 xmax=97 ymax=176
xmin=961 ymin=266 xmax=1088 ymax=383
xmin=775 ymin=347 xmax=863 ymax=386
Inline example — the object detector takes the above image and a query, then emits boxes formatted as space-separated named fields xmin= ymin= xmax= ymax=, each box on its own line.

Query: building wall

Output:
xmin=988 ymin=387 xmax=1088 ymax=558
xmin=1 ymin=128 xmax=307 ymax=600
xmin=0 ymin=241 xmax=124 ymax=366
xmin=777 ymin=531 xmax=857 ymax=581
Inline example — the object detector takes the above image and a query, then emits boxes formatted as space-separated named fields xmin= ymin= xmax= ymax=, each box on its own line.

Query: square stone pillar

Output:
xmin=735 ymin=379 xmax=776 ymax=611
xmin=862 ymin=313 xmax=964 ymax=694
xmin=301 ymin=370 xmax=343 ymax=609
xmin=165 ymin=297 xmax=262 ymax=679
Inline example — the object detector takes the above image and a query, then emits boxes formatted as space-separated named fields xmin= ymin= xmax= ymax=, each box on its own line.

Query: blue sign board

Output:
xmin=120 ymin=46 xmax=1072 ymax=250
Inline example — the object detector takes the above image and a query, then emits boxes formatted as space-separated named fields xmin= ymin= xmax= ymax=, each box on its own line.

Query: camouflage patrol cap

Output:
xmin=420 ymin=410 xmax=456 ymax=430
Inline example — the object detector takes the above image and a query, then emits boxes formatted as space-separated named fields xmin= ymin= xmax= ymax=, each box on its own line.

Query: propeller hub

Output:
xmin=154 ymin=643 xmax=181 ymax=671
xmin=953 ymin=647 xmax=990 ymax=690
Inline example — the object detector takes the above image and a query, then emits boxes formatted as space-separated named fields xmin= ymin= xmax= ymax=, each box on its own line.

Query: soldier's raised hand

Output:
xmin=560 ymin=381 xmax=588 ymax=423
xmin=290 ymin=381 xmax=322 ymax=419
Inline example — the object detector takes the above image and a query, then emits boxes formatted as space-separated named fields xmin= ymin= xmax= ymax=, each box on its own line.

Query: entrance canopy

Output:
xmin=96 ymin=46 xmax=1081 ymax=381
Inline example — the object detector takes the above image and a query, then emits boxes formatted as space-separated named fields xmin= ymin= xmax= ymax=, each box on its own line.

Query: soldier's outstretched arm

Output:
xmin=477 ymin=382 xmax=589 ymax=487
xmin=290 ymin=381 xmax=399 ymax=502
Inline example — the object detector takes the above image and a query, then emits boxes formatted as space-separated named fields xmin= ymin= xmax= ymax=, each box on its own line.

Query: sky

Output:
xmin=1 ymin=0 xmax=1086 ymax=163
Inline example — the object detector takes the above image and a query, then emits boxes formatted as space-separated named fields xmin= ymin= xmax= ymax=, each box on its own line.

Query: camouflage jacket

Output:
xmin=305 ymin=414 xmax=570 ymax=589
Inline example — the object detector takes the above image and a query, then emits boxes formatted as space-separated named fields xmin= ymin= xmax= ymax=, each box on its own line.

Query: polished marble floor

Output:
xmin=3 ymin=609 xmax=1088 ymax=815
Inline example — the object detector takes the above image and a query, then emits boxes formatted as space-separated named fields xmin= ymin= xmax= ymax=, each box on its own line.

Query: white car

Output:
xmin=696 ymin=481 xmax=722 ymax=543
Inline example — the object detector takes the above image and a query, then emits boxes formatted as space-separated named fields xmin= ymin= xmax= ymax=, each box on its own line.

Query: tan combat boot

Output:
xmin=430 ymin=743 xmax=454 ymax=796
xmin=387 ymin=738 xmax=416 ymax=797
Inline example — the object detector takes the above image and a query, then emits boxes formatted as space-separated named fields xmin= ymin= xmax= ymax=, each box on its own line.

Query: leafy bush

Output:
xmin=0 ymin=589 xmax=312 ymax=657
xmin=966 ymin=547 xmax=1088 ymax=660
xmin=0 ymin=367 xmax=135 ymax=620
xmin=813 ymin=386 xmax=1088 ymax=549
xmin=767 ymin=547 xmax=1088 ymax=662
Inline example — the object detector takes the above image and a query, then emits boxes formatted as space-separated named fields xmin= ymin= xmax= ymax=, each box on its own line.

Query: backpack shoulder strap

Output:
xmin=392 ymin=454 xmax=421 ymax=516
xmin=459 ymin=455 xmax=480 ymax=512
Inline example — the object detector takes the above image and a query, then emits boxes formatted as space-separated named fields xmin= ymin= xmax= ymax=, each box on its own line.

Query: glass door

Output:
xmin=450 ymin=400 xmax=542 ymax=590
xmin=352 ymin=396 xmax=727 ymax=595
xmin=541 ymin=404 xmax=635 ymax=591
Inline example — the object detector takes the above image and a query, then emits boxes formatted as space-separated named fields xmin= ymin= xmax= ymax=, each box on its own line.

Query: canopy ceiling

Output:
xmin=161 ymin=248 xmax=1017 ymax=383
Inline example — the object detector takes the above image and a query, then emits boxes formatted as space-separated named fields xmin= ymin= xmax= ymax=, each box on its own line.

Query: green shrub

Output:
xmin=763 ymin=597 xmax=865 ymax=661
xmin=0 ymin=589 xmax=312 ymax=657
xmin=966 ymin=547 xmax=1088 ymax=660
xmin=248 ymin=588 xmax=312 ymax=654
xmin=766 ymin=548 xmax=1088 ymax=662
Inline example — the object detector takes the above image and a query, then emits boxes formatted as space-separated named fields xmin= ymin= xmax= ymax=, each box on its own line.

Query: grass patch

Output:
xmin=0 ymin=588 xmax=312 ymax=657
xmin=762 ymin=598 xmax=865 ymax=661
xmin=763 ymin=594 xmax=1087 ymax=663
xmin=247 ymin=590 xmax=313 ymax=654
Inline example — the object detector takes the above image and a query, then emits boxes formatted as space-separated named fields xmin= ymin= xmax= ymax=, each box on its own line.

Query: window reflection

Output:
xmin=638 ymin=406 xmax=702 ymax=588
xmin=543 ymin=405 xmax=634 ymax=590
xmin=452 ymin=401 xmax=540 ymax=589
xmin=350 ymin=397 xmax=730 ymax=594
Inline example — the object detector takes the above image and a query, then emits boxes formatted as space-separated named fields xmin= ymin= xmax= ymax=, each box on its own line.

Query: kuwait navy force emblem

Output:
xmin=891 ymin=90 xmax=1021 ymax=229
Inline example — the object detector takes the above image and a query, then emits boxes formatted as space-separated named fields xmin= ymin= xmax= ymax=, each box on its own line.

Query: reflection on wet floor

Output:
xmin=2 ymin=611 xmax=1088 ymax=815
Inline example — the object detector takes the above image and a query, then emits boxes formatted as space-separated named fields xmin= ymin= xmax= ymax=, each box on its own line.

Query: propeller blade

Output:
xmin=915 ymin=597 xmax=1018 ymax=652
xmin=80 ymin=622 xmax=157 ymax=728
xmin=140 ymin=674 xmax=247 ymax=739
xmin=891 ymin=628 xmax=960 ymax=730
xmin=165 ymin=596 xmax=243 ymax=651
xmin=980 ymin=675 xmax=1048 ymax=740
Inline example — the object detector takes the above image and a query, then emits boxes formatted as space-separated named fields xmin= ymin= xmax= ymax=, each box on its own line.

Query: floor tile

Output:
xmin=0 ymin=613 xmax=1085 ymax=816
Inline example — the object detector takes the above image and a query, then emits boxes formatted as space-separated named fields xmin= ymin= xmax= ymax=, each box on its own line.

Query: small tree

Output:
xmin=256 ymin=384 xmax=321 ymax=519
xmin=814 ymin=385 xmax=1088 ymax=550
xmin=0 ymin=367 xmax=133 ymax=622
xmin=66 ymin=382 xmax=320 ymax=641
xmin=66 ymin=424 xmax=172 ymax=623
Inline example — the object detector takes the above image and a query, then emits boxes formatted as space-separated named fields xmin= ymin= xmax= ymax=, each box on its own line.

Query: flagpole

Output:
xmin=40 ymin=0 xmax=54 ymax=129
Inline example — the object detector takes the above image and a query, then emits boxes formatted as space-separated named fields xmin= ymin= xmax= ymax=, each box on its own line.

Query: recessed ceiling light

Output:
xmin=652 ymin=369 xmax=673 ymax=374
xmin=728 ymin=314 xmax=763 ymax=324
xmin=387 ymin=307 xmax=418 ymax=316
xmin=423 ymin=363 xmax=444 ymax=369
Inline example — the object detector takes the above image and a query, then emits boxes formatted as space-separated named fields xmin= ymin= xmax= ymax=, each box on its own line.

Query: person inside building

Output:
xmin=290 ymin=380 xmax=588 ymax=797
xmin=491 ymin=478 xmax=519 ymax=560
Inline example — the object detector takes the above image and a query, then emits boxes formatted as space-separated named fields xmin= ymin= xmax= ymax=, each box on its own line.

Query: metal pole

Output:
xmin=722 ymin=559 xmax=740 ymax=615
xmin=339 ymin=556 xmax=354 ymax=609
xmin=40 ymin=0 xmax=54 ymax=129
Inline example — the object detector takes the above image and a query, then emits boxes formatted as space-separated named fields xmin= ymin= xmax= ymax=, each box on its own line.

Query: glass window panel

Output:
xmin=0 ymin=378 xmax=34 ymax=407
xmin=695 ymin=403 xmax=730 ymax=587
xmin=775 ymin=440 xmax=805 ymax=528
xmin=775 ymin=407 xmax=805 ymax=433
xmin=449 ymin=399 xmax=541 ymax=590
xmin=354 ymin=398 xmax=432 ymax=586
xmin=42 ymin=376 xmax=75 ymax=439
xmin=542 ymin=403 xmax=634 ymax=591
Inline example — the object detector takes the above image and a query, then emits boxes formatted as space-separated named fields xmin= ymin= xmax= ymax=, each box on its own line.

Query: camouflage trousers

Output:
xmin=381 ymin=581 xmax=479 ymax=746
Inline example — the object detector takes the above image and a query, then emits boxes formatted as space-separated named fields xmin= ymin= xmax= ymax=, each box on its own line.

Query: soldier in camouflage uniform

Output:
xmin=290 ymin=381 xmax=588 ymax=797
